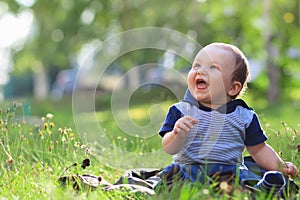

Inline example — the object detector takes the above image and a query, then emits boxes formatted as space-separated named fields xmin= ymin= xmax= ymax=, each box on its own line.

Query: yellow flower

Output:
xmin=44 ymin=123 xmax=48 ymax=130
xmin=69 ymin=133 xmax=74 ymax=140
xmin=50 ymin=122 xmax=54 ymax=128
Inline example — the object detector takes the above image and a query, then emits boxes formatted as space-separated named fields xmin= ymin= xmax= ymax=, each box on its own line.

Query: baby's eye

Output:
xmin=193 ymin=65 xmax=201 ymax=69
xmin=210 ymin=65 xmax=218 ymax=70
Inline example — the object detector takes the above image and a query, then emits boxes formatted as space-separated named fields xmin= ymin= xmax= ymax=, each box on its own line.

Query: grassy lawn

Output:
xmin=0 ymin=89 xmax=299 ymax=199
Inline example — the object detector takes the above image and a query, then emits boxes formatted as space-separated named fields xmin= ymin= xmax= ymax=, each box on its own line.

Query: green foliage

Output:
xmin=2 ymin=0 xmax=299 ymax=82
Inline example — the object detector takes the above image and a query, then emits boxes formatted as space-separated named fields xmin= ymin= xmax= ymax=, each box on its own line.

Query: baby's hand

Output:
xmin=281 ymin=162 xmax=299 ymax=177
xmin=173 ymin=116 xmax=198 ymax=136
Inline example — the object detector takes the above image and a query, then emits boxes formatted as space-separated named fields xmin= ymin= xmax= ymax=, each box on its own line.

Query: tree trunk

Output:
xmin=266 ymin=45 xmax=280 ymax=102
xmin=33 ymin=66 xmax=49 ymax=99
xmin=264 ymin=0 xmax=280 ymax=103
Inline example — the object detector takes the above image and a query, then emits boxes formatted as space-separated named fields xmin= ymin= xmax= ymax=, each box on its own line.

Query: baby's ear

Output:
xmin=228 ymin=81 xmax=242 ymax=97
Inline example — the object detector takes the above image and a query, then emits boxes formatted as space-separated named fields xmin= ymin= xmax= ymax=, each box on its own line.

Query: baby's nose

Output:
xmin=195 ymin=66 xmax=208 ymax=75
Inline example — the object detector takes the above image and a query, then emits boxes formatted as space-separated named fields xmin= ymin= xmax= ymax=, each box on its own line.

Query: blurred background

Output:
xmin=0 ymin=0 xmax=299 ymax=128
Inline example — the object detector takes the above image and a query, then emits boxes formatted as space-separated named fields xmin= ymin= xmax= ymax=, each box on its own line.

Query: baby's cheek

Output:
xmin=187 ymin=73 xmax=195 ymax=87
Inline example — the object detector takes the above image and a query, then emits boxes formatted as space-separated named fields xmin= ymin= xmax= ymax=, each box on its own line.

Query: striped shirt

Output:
xmin=159 ymin=90 xmax=268 ymax=165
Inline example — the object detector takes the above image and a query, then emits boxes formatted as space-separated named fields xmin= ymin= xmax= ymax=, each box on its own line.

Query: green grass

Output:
xmin=0 ymin=90 xmax=299 ymax=199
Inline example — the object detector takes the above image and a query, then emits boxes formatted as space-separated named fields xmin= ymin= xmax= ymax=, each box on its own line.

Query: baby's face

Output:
xmin=187 ymin=45 xmax=236 ymax=108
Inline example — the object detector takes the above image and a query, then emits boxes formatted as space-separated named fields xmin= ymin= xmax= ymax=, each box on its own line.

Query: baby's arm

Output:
xmin=246 ymin=142 xmax=298 ymax=177
xmin=162 ymin=116 xmax=198 ymax=155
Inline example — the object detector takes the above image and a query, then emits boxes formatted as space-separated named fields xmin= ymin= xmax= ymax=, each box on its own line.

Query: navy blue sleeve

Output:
xmin=158 ymin=105 xmax=182 ymax=137
xmin=244 ymin=113 xmax=268 ymax=146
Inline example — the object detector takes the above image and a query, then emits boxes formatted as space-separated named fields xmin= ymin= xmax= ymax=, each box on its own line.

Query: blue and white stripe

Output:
xmin=159 ymin=89 xmax=268 ymax=165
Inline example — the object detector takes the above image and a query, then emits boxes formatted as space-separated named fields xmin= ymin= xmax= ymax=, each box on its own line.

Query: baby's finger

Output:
xmin=190 ymin=118 xmax=198 ymax=124
xmin=184 ymin=116 xmax=199 ymax=125
xmin=289 ymin=169 xmax=298 ymax=177
xmin=173 ymin=126 xmax=182 ymax=135
xmin=181 ymin=119 xmax=196 ymax=130
xmin=291 ymin=167 xmax=299 ymax=177
xmin=283 ymin=163 xmax=299 ymax=177
xmin=176 ymin=121 xmax=191 ymax=132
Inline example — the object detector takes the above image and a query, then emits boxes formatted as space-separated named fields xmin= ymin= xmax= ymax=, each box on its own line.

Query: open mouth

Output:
xmin=196 ymin=78 xmax=208 ymax=90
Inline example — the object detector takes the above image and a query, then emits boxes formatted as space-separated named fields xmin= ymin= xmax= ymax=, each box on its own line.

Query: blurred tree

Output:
xmin=267 ymin=0 xmax=300 ymax=102
xmin=2 ymin=0 xmax=299 ymax=101
xmin=4 ymin=0 xmax=97 ymax=98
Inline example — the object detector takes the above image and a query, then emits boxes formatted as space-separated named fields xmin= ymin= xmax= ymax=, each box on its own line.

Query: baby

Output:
xmin=158 ymin=42 xmax=298 ymax=195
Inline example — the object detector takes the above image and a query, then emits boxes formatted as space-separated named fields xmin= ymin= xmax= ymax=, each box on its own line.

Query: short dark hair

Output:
xmin=209 ymin=43 xmax=249 ymax=99
xmin=231 ymin=50 xmax=249 ymax=99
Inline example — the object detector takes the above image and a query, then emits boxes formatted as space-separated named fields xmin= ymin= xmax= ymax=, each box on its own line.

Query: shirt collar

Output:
xmin=182 ymin=89 xmax=252 ymax=114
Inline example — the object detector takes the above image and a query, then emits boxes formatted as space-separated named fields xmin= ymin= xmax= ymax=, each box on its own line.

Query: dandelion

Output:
xmin=220 ymin=181 xmax=228 ymax=190
xmin=46 ymin=113 xmax=54 ymax=119
xmin=39 ymin=130 xmax=44 ymax=138
xmin=61 ymin=136 xmax=66 ymax=142
xmin=85 ymin=148 xmax=91 ymax=155
xmin=74 ymin=142 xmax=80 ymax=147
xmin=50 ymin=122 xmax=54 ymax=129
xmin=68 ymin=133 xmax=74 ymax=140
xmin=202 ymin=188 xmax=209 ymax=195
xmin=293 ymin=129 xmax=297 ymax=135
xmin=44 ymin=123 xmax=48 ymax=130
